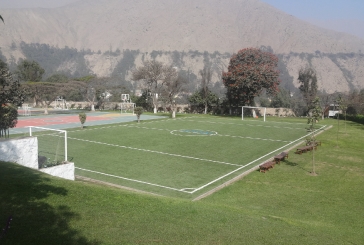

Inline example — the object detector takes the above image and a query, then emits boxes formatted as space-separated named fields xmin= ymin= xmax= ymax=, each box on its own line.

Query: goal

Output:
xmin=242 ymin=106 xmax=266 ymax=121
xmin=120 ymin=102 xmax=136 ymax=114
xmin=28 ymin=126 xmax=68 ymax=167
xmin=120 ymin=94 xmax=135 ymax=114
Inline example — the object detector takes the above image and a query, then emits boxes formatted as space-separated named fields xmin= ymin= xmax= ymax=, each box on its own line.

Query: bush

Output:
xmin=79 ymin=113 xmax=87 ymax=128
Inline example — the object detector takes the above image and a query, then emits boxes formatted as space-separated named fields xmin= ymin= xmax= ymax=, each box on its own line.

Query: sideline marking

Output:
xmin=190 ymin=125 xmax=328 ymax=193
xmin=180 ymin=118 xmax=305 ymax=130
xmin=75 ymin=167 xmax=192 ymax=193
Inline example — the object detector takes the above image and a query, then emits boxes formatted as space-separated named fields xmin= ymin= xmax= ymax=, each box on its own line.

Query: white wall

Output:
xmin=40 ymin=162 xmax=75 ymax=180
xmin=0 ymin=137 xmax=38 ymax=169
xmin=0 ymin=136 xmax=74 ymax=181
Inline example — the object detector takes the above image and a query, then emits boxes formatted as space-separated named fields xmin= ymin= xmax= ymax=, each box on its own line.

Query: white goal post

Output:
xmin=28 ymin=126 xmax=68 ymax=162
xmin=120 ymin=102 xmax=136 ymax=114
xmin=242 ymin=106 xmax=266 ymax=122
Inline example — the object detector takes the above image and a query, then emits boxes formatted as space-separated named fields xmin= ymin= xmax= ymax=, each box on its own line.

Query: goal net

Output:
xmin=242 ymin=106 xmax=267 ymax=121
xmin=120 ymin=102 xmax=136 ymax=114
xmin=28 ymin=126 xmax=68 ymax=168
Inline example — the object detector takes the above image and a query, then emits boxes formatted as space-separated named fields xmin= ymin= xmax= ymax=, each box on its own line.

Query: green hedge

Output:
xmin=337 ymin=114 xmax=364 ymax=124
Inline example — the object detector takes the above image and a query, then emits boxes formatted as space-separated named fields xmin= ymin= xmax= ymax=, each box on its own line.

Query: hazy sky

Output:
xmin=261 ymin=0 xmax=364 ymax=21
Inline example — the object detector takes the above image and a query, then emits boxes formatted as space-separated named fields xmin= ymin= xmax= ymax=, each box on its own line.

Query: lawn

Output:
xmin=35 ymin=115 xmax=325 ymax=199
xmin=1 ymin=115 xmax=363 ymax=244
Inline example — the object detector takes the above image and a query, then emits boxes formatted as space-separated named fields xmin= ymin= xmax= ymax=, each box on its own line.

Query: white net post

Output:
xmin=22 ymin=104 xmax=31 ymax=116
xmin=242 ymin=106 xmax=266 ymax=122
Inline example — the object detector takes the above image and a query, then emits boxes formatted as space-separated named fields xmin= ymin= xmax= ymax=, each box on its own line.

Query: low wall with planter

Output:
xmin=40 ymin=162 xmax=75 ymax=180
xmin=0 ymin=136 xmax=74 ymax=180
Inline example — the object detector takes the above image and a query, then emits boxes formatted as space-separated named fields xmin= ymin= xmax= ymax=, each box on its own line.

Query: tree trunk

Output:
xmin=312 ymin=147 xmax=316 ymax=175
xmin=204 ymin=103 xmax=208 ymax=114
xmin=91 ymin=104 xmax=95 ymax=111
xmin=44 ymin=104 xmax=49 ymax=114
xmin=172 ymin=110 xmax=176 ymax=118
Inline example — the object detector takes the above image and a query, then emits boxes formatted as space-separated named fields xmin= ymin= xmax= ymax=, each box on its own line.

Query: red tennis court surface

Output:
xmin=15 ymin=114 xmax=113 ymax=128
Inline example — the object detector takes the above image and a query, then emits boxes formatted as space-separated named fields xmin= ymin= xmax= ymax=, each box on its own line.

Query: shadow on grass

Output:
xmin=0 ymin=161 xmax=99 ymax=245
xmin=283 ymin=159 xmax=310 ymax=173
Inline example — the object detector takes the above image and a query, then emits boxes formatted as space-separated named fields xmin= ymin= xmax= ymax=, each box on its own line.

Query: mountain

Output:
xmin=0 ymin=0 xmax=363 ymax=93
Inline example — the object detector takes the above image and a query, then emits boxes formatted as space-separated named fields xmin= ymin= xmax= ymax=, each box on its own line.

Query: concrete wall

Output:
xmin=0 ymin=137 xmax=38 ymax=169
xmin=40 ymin=162 xmax=75 ymax=180
xmin=0 ymin=137 xmax=74 ymax=181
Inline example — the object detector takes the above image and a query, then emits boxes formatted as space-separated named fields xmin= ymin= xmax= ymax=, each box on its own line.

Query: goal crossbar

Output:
xmin=27 ymin=126 xmax=67 ymax=162
xmin=242 ymin=106 xmax=266 ymax=122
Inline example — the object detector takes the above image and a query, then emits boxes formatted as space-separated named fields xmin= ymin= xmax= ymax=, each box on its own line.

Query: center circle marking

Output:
xmin=170 ymin=129 xmax=218 ymax=136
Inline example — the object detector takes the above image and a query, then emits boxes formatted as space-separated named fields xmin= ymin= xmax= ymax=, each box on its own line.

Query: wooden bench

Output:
xmin=295 ymin=145 xmax=315 ymax=154
xmin=259 ymin=161 xmax=276 ymax=173
xmin=274 ymin=152 xmax=289 ymax=164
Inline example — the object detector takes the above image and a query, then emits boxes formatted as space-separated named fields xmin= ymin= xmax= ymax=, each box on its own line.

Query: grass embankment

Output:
xmin=1 ymin=117 xmax=363 ymax=244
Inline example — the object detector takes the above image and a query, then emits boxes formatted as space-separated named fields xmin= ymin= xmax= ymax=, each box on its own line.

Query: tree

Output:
xmin=0 ymin=104 xmax=18 ymax=138
xmin=306 ymin=97 xmax=321 ymax=175
xmin=307 ymin=97 xmax=322 ymax=132
xmin=199 ymin=64 xmax=213 ymax=114
xmin=270 ymin=88 xmax=292 ymax=108
xmin=79 ymin=113 xmax=87 ymax=129
xmin=46 ymin=74 xmax=69 ymax=83
xmin=298 ymin=67 xmax=318 ymax=115
xmin=222 ymin=48 xmax=280 ymax=110
xmin=16 ymin=60 xmax=45 ymax=82
xmin=338 ymin=94 xmax=348 ymax=134
xmin=188 ymin=89 xmax=219 ymax=114
xmin=22 ymin=82 xmax=59 ymax=114
xmin=0 ymin=62 xmax=25 ymax=137
xmin=132 ymin=60 xmax=178 ymax=114
xmin=80 ymin=77 xmax=108 ymax=111
xmin=305 ymin=135 xmax=318 ymax=176
xmin=160 ymin=70 xmax=189 ymax=118
xmin=134 ymin=107 xmax=143 ymax=123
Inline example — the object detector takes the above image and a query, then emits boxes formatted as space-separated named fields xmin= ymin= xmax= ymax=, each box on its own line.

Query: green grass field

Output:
xmin=1 ymin=115 xmax=363 ymax=244
xmin=35 ymin=115 xmax=327 ymax=199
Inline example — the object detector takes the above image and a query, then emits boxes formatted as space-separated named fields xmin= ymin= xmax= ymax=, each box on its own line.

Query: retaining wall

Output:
xmin=0 ymin=136 xmax=74 ymax=180
xmin=0 ymin=137 xmax=38 ymax=169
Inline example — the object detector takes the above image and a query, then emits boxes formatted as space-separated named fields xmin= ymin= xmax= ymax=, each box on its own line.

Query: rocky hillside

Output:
xmin=0 ymin=0 xmax=363 ymax=93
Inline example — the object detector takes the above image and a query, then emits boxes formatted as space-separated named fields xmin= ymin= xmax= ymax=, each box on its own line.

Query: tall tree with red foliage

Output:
xmin=222 ymin=48 xmax=280 ymax=108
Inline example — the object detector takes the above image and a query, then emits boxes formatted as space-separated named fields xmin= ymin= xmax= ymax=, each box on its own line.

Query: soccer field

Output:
xmin=45 ymin=115 xmax=325 ymax=199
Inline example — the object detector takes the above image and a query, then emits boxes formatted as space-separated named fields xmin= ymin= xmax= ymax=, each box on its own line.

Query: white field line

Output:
xmin=68 ymin=136 xmax=242 ymax=167
xmin=216 ymin=134 xmax=290 ymax=142
xmin=180 ymin=119 xmax=305 ymax=130
xmin=75 ymin=167 xmax=191 ymax=193
xmin=192 ymin=116 xmax=309 ymax=125
xmin=71 ymin=121 xmax=290 ymax=143
xmin=190 ymin=124 xmax=328 ymax=193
